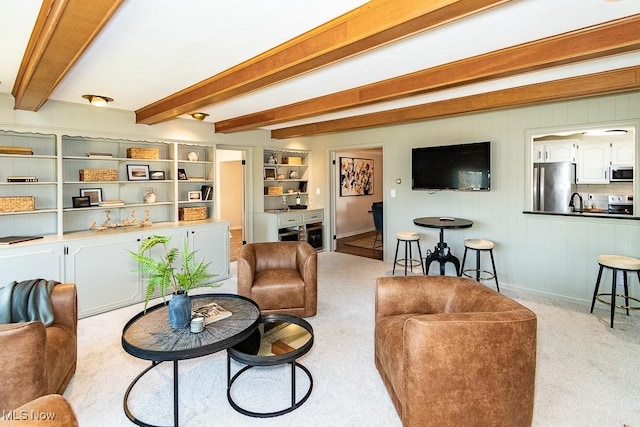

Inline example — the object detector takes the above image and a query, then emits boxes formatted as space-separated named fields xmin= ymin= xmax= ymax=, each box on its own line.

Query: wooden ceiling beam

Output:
xmin=135 ymin=0 xmax=512 ymax=125
xmin=217 ymin=14 xmax=640 ymax=133
xmin=12 ymin=0 xmax=124 ymax=111
xmin=270 ymin=66 xmax=640 ymax=139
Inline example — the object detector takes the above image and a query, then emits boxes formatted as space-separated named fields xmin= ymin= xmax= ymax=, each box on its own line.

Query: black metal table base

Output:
xmin=424 ymin=229 xmax=461 ymax=276
xmin=227 ymin=353 xmax=313 ymax=418
xmin=124 ymin=360 xmax=178 ymax=427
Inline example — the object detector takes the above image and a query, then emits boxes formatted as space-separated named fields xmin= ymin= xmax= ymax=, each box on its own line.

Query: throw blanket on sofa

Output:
xmin=0 ymin=279 xmax=58 ymax=326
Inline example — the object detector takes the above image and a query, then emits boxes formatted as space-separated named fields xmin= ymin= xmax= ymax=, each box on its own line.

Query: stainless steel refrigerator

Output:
xmin=533 ymin=162 xmax=576 ymax=213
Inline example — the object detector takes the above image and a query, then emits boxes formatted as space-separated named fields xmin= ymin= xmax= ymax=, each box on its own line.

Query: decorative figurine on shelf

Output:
xmin=140 ymin=209 xmax=152 ymax=227
xmin=121 ymin=210 xmax=139 ymax=227
xmin=143 ymin=187 xmax=156 ymax=204
xmin=267 ymin=153 xmax=277 ymax=164
xmin=187 ymin=151 xmax=199 ymax=162
xmin=289 ymin=170 xmax=298 ymax=179
xmin=296 ymin=192 xmax=301 ymax=206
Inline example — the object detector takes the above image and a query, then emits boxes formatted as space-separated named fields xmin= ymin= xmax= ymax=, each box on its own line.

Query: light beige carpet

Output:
xmin=65 ymin=252 xmax=640 ymax=426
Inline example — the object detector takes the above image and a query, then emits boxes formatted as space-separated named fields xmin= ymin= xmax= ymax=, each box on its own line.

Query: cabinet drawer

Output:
xmin=277 ymin=213 xmax=303 ymax=227
xmin=303 ymin=210 xmax=323 ymax=223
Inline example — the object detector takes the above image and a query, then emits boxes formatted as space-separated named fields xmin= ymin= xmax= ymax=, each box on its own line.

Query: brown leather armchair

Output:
xmin=0 ymin=283 xmax=77 ymax=411
xmin=237 ymin=241 xmax=317 ymax=317
xmin=375 ymin=276 xmax=536 ymax=427
xmin=0 ymin=395 xmax=78 ymax=427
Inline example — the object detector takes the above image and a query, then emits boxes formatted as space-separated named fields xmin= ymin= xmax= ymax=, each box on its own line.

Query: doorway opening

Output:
xmin=330 ymin=146 xmax=384 ymax=261
xmin=216 ymin=146 xmax=250 ymax=262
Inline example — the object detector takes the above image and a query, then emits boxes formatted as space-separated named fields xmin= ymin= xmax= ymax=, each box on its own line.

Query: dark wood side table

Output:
xmin=122 ymin=293 xmax=260 ymax=427
xmin=413 ymin=217 xmax=473 ymax=275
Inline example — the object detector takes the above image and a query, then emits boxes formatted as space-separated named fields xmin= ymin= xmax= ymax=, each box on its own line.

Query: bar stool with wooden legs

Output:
xmin=460 ymin=239 xmax=500 ymax=292
xmin=590 ymin=254 xmax=640 ymax=328
xmin=392 ymin=231 xmax=425 ymax=275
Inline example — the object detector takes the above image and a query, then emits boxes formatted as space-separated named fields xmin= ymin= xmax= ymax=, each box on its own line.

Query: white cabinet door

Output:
xmin=610 ymin=141 xmax=635 ymax=166
xmin=65 ymin=235 xmax=142 ymax=318
xmin=0 ymin=242 xmax=64 ymax=285
xmin=576 ymin=142 xmax=611 ymax=184
xmin=532 ymin=140 xmax=576 ymax=163
xmin=188 ymin=222 xmax=230 ymax=280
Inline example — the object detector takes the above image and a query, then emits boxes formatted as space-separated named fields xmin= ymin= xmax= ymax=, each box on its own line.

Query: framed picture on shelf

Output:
xmin=150 ymin=170 xmax=165 ymax=180
xmin=264 ymin=166 xmax=277 ymax=180
xmin=126 ymin=164 xmax=150 ymax=181
xmin=79 ymin=188 xmax=103 ymax=206
xmin=188 ymin=191 xmax=202 ymax=201
xmin=72 ymin=196 xmax=91 ymax=208
xmin=177 ymin=168 xmax=188 ymax=180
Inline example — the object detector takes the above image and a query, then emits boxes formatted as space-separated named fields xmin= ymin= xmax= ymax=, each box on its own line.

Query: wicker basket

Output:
xmin=127 ymin=147 xmax=160 ymax=160
xmin=281 ymin=156 xmax=302 ymax=165
xmin=179 ymin=207 xmax=207 ymax=221
xmin=265 ymin=186 xmax=283 ymax=195
xmin=79 ymin=169 xmax=118 ymax=181
xmin=0 ymin=196 xmax=35 ymax=212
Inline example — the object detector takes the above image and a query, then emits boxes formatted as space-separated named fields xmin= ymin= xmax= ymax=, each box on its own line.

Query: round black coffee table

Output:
xmin=226 ymin=314 xmax=314 ymax=418
xmin=122 ymin=293 xmax=260 ymax=427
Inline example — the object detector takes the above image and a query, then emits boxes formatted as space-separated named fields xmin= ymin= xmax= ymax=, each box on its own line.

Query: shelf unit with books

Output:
xmin=177 ymin=143 xmax=215 ymax=221
xmin=263 ymin=149 xmax=309 ymax=211
xmin=61 ymin=136 xmax=176 ymax=233
xmin=0 ymin=130 xmax=58 ymax=237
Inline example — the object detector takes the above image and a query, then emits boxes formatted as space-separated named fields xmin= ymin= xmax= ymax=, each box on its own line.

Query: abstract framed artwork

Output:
xmin=340 ymin=157 xmax=374 ymax=196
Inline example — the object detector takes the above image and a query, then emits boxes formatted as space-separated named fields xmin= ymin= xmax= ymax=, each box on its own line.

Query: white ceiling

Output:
xmin=1 ymin=0 xmax=639 ymax=131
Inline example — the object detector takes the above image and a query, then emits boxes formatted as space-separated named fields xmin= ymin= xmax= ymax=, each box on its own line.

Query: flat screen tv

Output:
xmin=412 ymin=141 xmax=491 ymax=191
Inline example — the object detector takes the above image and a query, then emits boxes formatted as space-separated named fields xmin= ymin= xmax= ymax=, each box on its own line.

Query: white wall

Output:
xmin=304 ymin=93 xmax=640 ymax=304
xmin=2 ymin=92 xmax=640 ymax=304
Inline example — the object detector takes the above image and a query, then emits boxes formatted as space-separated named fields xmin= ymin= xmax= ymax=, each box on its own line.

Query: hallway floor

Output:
xmin=335 ymin=230 xmax=383 ymax=261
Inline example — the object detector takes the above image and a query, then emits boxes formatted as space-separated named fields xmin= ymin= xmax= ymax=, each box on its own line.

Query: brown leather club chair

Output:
xmin=375 ymin=275 xmax=537 ymax=427
xmin=0 ymin=283 xmax=78 ymax=411
xmin=237 ymin=241 xmax=317 ymax=317
xmin=0 ymin=395 xmax=78 ymax=427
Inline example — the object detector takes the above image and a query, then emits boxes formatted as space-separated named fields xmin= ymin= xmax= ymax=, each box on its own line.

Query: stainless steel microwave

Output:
xmin=609 ymin=166 xmax=633 ymax=182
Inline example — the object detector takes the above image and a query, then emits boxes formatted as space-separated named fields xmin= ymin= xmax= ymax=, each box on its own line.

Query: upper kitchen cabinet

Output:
xmin=576 ymin=141 xmax=611 ymax=184
xmin=533 ymin=140 xmax=576 ymax=163
xmin=610 ymin=140 xmax=635 ymax=166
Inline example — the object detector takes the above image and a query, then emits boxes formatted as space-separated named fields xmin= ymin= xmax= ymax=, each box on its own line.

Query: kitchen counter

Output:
xmin=523 ymin=210 xmax=639 ymax=220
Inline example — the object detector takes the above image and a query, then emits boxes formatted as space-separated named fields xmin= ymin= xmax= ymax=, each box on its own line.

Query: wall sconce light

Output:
xmin=190 ymin=112 xmax=209 ymax=121
xmin=82 ymin=94 xmax=113 ymax=107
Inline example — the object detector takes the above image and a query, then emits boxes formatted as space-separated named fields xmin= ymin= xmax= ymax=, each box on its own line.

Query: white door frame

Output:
xmin=328 ymin=143 xmax=385 ymax=254
xmin=215 ymin=145 xmax=252 ymax=244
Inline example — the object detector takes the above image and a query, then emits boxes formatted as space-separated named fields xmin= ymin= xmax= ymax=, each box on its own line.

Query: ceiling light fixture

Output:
xmin=582 ymin=129 xmax=628 ymax=136
xmin=82 ymin=94 xmax=113 ymax=107
xmin=190 ymin=112 xmax=209 ymax=121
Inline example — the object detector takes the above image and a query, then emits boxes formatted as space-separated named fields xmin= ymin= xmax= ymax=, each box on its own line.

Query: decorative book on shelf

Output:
xmin=99 ymin=200 xmax=125 ymax=206
xmin=0 ymin=146 xmax=33 ymax=155
xmin=201 ymin=185 xmax=213 ymax=200
xmin=192 ymin=302 xmax=232 ymax=325
xmin=7 ymin=176 xmax=38 ymax=182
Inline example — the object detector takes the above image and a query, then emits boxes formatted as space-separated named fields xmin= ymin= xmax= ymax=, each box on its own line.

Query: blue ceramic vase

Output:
xmin=168 ymin=291 xmax=191 ymax=329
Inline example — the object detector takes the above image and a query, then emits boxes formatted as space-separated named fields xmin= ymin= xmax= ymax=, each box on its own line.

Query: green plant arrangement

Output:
xmin=129 ymin=234 xmax=220 ymax=310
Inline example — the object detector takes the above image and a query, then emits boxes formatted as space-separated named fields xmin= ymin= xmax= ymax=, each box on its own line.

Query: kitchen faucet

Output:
xmin=569 ymin=192 xmax=583 ymax=213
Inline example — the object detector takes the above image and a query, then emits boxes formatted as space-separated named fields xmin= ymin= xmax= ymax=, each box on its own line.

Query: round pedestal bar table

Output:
xmin=413 ymin=217 xmax=473 ymax=275
xmin=122 ymin=293 xmax=260 ymax=427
